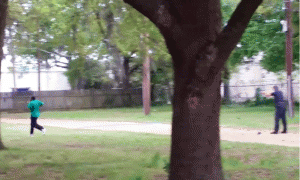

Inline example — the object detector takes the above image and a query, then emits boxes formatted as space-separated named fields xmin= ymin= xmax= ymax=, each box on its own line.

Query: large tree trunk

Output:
xmin=0 ymin=0 xmax=8 ymax=150
xmin=125 ymin=0 xmax=262 ymax=178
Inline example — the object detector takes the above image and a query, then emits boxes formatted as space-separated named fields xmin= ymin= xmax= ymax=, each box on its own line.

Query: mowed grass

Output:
xmin=220 ymin=106 xmax=299 ymax=131
xmin=1 ymin=123 xmax=171 ymax=180
xmin=3 ymin=105 xmax=299 ymax=132
xmin=0 ymin=123 xmax=299 ymax=180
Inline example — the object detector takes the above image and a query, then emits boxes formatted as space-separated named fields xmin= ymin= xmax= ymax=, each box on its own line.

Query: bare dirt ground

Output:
xmin=2 ymin=118 xmax=299 ymax=147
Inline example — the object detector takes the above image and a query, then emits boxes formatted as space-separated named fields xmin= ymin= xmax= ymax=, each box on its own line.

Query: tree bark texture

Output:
xmin=123 ymin=0 xmax=262 ymax=179
xmin=0 ymin=0 xmax=8 ymax=150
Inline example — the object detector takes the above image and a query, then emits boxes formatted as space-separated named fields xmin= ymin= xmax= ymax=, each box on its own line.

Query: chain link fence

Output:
xmin=152 ymin=83 xmax=299 ymax=104
xmin=221 ymin=83 xmax=299 ymax=103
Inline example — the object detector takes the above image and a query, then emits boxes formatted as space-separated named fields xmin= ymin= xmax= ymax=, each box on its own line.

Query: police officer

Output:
xmin=264 ymin=86 xmax=287 ymax=134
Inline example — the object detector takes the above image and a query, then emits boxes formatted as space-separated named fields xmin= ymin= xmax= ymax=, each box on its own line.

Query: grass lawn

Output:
xmin=220 ymin=106 xmax=299 ymax=132
xmin=2 ymin=105 xmax=299 ymax=132
xmin=0 ymin=123 xmax=299 ymax=180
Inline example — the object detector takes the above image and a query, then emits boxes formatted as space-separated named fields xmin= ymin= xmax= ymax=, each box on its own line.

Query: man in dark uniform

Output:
xmin=264 ymin=86 xmax=287 ymax=134
xmin=27 ymin=96 xmax=46 ymax=137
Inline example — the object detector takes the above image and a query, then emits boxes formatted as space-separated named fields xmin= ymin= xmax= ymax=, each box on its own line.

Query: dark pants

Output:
xmin=30 ymin=116 xmax=44 ymax=135
xmin=274 ymin=106 xmax=287 ymax=132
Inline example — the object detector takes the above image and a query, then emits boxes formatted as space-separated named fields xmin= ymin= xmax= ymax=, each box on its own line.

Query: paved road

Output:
xmin=2 ymin=118 xmax=299 ymax=147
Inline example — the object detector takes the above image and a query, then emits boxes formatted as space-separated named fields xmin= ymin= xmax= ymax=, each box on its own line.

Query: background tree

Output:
xmin=11 ymin=0 xmax=112 ymax=90
xmin=123 ymin=0 xmax=262 ymax=178
xmin=220 ymin=0 xmax=299 ymax=103
xmin=96 ymin=2 xmax=171 ymax=90
xmin=5 ymin=0 xmax=173 ymax=93
xmin=114 ymin=5 xmax=173 ymax=108
xmin=233 ymin=0 xmax=299 ymax=72
xmin=5 ymin=0 xmax=23 ymax=90
xmin=259 ymin=0 xmax=299 ymax=73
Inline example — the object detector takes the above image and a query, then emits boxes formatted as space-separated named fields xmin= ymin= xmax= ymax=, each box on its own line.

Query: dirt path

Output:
xmin=2 ymin=118 xmax=299 ymax=147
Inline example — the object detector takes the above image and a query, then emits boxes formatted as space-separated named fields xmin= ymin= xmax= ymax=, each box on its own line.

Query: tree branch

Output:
xmin=38 ymin=48 xmax=72 ymax=59
xmin=213 ymin=0 xmax=263 ymax=71
xmin=129 ymin=64 xmax=140 ymax=75
xmin=123 ymin=0 xmax=174 ymax=30
xmin=20 ymin=47 xmax=72 ymax=59
xmin=147 ymin=36 xmax=158 ymax=44
xmin=55 ymin=64 xmax=68 ymax=69
xmin=123 ymin=0 xmax=159 ymax=22
xmin=94 ymin=11 xmax=106 ymax=36
xmin=54 ymin=59 xmax=68 ymax=65
xmin=130 ymin=50 xmax=137 ymax=57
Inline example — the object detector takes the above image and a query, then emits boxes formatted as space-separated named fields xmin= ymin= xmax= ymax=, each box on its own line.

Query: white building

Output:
xmin=1 ymin=71 xmax=71 ymax=92
xmin=222 ymin=52 xmax=299 ymax=102
xmin=1 ymin=48 xmax=71 ymax=92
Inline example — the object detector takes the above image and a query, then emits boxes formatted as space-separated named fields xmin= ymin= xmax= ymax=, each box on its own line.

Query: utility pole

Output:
xmin=142 ymin=33 xmax=151 ymax=115
xmin=37 ymin=50 xmax=41 ymax=95
xmin=284 ymin=0 xmax=294 ymax=117
xmin=36 ymin=17 xmax=41 ymax=97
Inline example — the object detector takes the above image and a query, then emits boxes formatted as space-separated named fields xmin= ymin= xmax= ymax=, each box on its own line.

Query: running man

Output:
xmin=27 ymin=96 xmax=46 ymax=137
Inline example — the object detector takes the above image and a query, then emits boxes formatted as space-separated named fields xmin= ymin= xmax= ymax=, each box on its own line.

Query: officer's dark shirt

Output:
xmin=271 ymin=91 xmax=285 ymax=108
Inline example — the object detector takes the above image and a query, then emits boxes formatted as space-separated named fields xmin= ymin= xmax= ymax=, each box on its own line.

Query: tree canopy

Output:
xmin=4 ymin=0 xmax=299 ymax=91
xmin=224 ymin=0 xmax=299 ymax=73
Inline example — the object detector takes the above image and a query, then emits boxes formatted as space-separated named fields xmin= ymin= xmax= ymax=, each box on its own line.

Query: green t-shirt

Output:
xmin=27 ymin=100 xmax=44 ymax=117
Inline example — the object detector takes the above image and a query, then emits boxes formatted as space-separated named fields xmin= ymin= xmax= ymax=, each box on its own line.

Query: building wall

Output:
xmin=1 ymin=71 xmax=71 ymax=92
xmin=221 ymin=52 xmax=300 ymax=102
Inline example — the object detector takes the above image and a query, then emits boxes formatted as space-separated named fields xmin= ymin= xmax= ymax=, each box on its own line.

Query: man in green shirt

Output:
xmin=27 ymin=96 xmax=46 ymax=137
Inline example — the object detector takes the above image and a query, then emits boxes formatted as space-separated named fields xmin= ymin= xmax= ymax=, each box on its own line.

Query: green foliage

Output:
xmin=221 ymin=0 xmax=299 ymax=75
xmin=111 ymin=5 xmax=172 ymax=88
xmin=64 ymin=57 xmax=111 ymax=89
xmin=64 ymin=58 xmax=84 ymax=89
xmin=255 ymin=88 xmax=263 ymax=106
xmin=7 ymin=0 xmax=23 ymax=25
xmin=251 ymin=1 xmax=299 ymax=73
xmin=7 ymin=0 xmax=299 ymax=90
xmin=84 ymin=60 xmax=111 ymax=87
